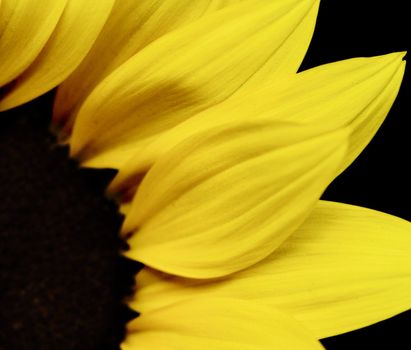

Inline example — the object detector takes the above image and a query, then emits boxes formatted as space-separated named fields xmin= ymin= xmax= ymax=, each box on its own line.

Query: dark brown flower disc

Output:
xmin=0 ymin=93 xmax=141 ymax=350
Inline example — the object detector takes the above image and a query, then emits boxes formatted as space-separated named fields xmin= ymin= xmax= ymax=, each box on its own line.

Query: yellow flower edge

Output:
xmin=0 ymin=1 xmax=410 ymax=349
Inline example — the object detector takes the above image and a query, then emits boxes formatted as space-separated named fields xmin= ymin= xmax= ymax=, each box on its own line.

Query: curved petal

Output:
xmin=0 ymin=0 xmax=115 ymax=110
xmin=109 ymin=52 xmax=405 ymax=196
xmin=52 ymin=0 xmax=247 ymax=133
xmin=123 ymin=121 xmax=347 ymax=278
xmin=68 ymin=0 xmax=320 ymax=167
xmin=133 ymin=201 xmax=411 ymax=338
xmin=288 ymin=52 xmax=405 ymax=175
xmin=123 ymin=298 xmax=325 ymax=350
xmin=0 ymin=0 xmax=67 ymax=87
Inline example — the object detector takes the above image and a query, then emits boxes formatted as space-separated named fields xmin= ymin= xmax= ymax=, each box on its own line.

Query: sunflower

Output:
xmin=0 ymin=1 xmax=410 ymax=350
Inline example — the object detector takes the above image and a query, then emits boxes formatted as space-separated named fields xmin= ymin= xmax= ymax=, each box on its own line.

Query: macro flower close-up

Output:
xmin=0 ymin=1 xmax=410 ymax=349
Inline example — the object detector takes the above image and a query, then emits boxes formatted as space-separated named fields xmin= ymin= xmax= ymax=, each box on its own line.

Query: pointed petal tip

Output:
xmin=399 ymin=51 xmax=407 ymax=60
xmin=361 ymin=51 xmax=406 ymax=66
xmin=389 ymin=50 xmax=407 ymax=64
xmin=383 ymin=51 xmax=407 ymax=63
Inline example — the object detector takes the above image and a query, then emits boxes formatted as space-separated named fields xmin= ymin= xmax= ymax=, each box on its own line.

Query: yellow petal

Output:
xmin=115 ymin=200 xmax=131 ymax=215
xmin=134 ymin=201 xmax=411 ymax=338
xmin=0 ymin=0 xmax=114 ymax=111
xmin=109 ymin=52 xmax=405 ymax=196
xmin=69 ymin=0 xmax=319 ymax=167
xmin=123 ymin=298 xmax=325 ymax=350
xmin=0 ymin=0 xmax=67 ymax=87
xmin=123 ymin=121 xmax=347 ymax=278
xmin=284 ymin=52 xmax=405 ymax=175
xmin=52 ymin=0 xmax=247 ymax=134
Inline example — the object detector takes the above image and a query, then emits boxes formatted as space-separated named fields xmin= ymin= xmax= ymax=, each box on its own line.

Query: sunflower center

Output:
xmin=0 ymin=94 xmax=141 ymax=350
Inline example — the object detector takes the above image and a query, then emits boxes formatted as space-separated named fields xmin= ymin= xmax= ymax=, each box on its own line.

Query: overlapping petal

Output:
xmin=52 ymin=0 xmax=247 ymax=132
xmin=0 ymin=0 xmax=408 ymax=348
xmin=132 ymin=201 xmax=411 ymax=338
xmin=68 ymin=0 xmax=320 ymax=168
xmin=109 ymin=52 xmax=405 ymax=196
xmin=123 ymin=120 xmax=347 ymax=278
xmin=0 ymin=0 xmax=115 ymax=111
xmin=0 ymin=0 xmax=66 ymax=87
xmin=123 ymin=298 xmax=325 ymax=350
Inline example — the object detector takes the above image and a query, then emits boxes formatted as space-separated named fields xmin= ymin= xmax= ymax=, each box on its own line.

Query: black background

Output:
xmin=301 ymin=0 xmax=410 ymax=349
